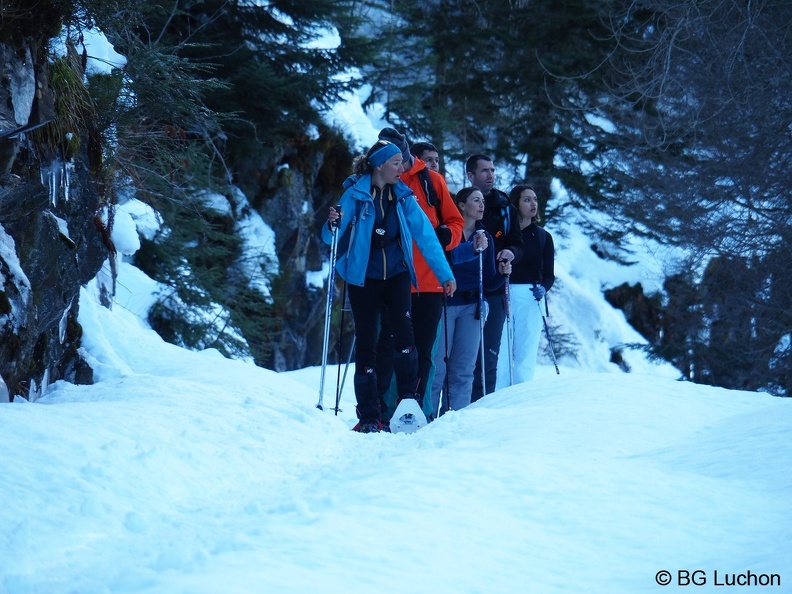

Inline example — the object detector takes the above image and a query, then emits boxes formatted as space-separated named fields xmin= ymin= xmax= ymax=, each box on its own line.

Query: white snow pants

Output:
xmin=497 ymin=283 xmax=543 ymax=388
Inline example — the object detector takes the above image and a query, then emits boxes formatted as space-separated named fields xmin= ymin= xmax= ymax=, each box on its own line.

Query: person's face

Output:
xmin=420 ymin=150 xmax=440 ymax=172
xmin=458 ymin=190 xmax=485 ymax=221
xmin=467 ymin=159 xmax=495 ymax=194
xmin=518 ymin=188 xmax=538 ymax=220
xmin=377 ymin=154 xmax=404 ymax=185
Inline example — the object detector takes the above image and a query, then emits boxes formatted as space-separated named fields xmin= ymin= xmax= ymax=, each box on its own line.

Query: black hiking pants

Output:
xmin=348 ymin=273 xmax=418 ymax=422
xmin=471 ymin=292 xmax=506 ymax=402
xmin=375 ymin=291 xmax=444 ymax=409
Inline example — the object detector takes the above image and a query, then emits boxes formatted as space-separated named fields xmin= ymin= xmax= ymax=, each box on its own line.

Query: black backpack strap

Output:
xmin=418 ymin=167 xmax=439 ymax=207
xmin=417 ymin=166 xmax=443 ymax=226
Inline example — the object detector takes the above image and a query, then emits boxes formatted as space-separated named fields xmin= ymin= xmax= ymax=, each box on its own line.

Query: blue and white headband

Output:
xmin=367 ymin=142 xmax=401 ymax=167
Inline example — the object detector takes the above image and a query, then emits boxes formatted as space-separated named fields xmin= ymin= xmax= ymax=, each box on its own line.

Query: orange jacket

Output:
xmin=401 ymin=157 xmax=464 ymax=293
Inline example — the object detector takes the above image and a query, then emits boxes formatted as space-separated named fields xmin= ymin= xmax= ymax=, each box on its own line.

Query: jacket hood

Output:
xmin=342 ymin=174 xmax=359 ymax=190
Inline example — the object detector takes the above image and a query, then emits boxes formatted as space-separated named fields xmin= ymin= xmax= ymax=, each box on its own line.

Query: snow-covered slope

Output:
xmin=1 ymin=286 xmax=790 ymax=594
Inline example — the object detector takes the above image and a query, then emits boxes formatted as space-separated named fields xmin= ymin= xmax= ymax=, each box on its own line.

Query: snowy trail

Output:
xmin=3 ymin=305 xmax=791 ymax=594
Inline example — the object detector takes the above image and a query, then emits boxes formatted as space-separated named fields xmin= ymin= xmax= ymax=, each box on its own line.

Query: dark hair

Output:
xmin=411 ymin=141 xmax=438 ymax=158
xmin=455 ymin=186 xmax=482 ymax=206
xmin=509 ymin=184 xmax=541 ymax=224
xmin=465 ymin=153 xmax=492 ymax=174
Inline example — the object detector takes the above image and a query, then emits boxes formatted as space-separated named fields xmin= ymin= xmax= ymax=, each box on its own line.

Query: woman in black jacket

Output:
xmin=500 ymin=185 xmax=555 ymax=384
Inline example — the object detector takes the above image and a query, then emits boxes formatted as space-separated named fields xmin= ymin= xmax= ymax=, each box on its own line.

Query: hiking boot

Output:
xmin=352 ymin=420 xmax=383 ymax=433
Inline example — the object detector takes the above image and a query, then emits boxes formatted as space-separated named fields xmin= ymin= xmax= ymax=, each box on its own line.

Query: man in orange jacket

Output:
xmin=375 ymin=127 xmax=464 ymax=421
xmin=411 ymin=141 xmax=441 ymax=173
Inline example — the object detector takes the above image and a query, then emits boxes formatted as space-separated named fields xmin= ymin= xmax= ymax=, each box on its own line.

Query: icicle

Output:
xmin=40 ymin=156 xmax=68 ymax=207
xmin=50 ymin=160 xmax=59 ymax=207
xmin=0 ymin=373 xmax=9 ymax=403
xmin=41 ymin=368 xmax=50 ymax=400
xmin=51 ymin=159 xmax=61 ymax=207
xmin=95 ymin=257 xmax=115 ymax=309
xmin=28 ymin=377 xmax=38 ymax=402
xmin=64 ymin=160 xmax=72 ymax=202
xmin=59 ymin=297 xmax=74 ymax=343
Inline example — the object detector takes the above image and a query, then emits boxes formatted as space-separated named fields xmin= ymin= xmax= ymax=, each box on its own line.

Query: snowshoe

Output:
xmin=390 ymin=397 xmax=427 ymax=434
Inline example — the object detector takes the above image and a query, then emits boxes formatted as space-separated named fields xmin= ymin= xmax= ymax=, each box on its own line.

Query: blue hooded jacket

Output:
xmin=445 ymin=221 xmax=504 ymax=306
xmin=322 ymin=173 xmax=454 ymax=289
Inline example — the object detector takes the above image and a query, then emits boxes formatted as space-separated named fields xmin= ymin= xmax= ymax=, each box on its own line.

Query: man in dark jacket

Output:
xmin=465 ymin=154 xmax=524 ymax=402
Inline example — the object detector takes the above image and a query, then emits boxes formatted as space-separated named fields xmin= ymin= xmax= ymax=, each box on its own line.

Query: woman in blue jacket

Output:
xmin=323 ymin=140 xmax=456 ymax=433
xmin=430 ymin=187 xmax=511 ymax=418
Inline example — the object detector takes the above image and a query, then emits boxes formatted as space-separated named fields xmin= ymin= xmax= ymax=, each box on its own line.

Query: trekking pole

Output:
xmin=333 ymin=282 xmax=348 ymax=414
xmin=438 ymin=292 xmax=450 ymax=419
xmin=336 ymin=335 xmax=355 ymax=415
xmin=503 ymin=271 xmax=515 ymax=386
xmin=538 ymin=299 xmax=560 ymax=375
xmin=317 ymin=205 xmax=341 ymax=409
xmin=336 ymin=286 xmax=357 ymax=413
xmin=476 ymin=230 xmax=486 ymax=395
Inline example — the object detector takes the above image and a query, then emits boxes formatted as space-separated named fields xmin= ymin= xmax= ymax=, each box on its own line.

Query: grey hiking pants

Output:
xmin=431 ymin=302 xmax=480 ymax=417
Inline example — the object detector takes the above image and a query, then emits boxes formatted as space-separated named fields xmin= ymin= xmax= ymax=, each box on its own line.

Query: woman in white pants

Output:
xmin=498 ymin=185 xmax=555 ymax=385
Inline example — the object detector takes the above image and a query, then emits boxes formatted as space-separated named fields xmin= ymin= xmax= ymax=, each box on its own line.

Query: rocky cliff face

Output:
xmin=1 ymin=6 xmax=354 ymax=397
xmin=1 ymin=35 xmax=108 ymax=401
xmin=254 ymin=137 xmax=349 ymax=373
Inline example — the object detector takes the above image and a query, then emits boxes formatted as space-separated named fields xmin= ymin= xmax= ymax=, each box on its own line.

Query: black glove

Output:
xmin=435 ymin=225 xmax=452 ymax=247
xmin=531 ymin=285 xmax=546 ymax=301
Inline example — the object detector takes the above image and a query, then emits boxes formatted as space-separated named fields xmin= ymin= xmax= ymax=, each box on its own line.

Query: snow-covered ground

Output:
xmin=2 ymin=279 xmax=790 ymax=594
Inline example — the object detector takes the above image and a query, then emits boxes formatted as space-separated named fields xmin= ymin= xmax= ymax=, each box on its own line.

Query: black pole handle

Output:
xmin=330 ymin=204 xmax=342 ymax=229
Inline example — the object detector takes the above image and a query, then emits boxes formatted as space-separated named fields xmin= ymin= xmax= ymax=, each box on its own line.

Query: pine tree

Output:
xmin=130 ymin=0 xmax=371 ymax=194
xmin=83 ymin=1 xmax=369 ymax=368
xmin=576 ymin=0 xmax=792 ymax=393
xmin=359 ymin=0 xmax=617 ymax=218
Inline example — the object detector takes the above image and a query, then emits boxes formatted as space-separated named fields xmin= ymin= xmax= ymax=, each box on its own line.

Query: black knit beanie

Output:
xmin=378 ymin=127 xmax=412 ymax=167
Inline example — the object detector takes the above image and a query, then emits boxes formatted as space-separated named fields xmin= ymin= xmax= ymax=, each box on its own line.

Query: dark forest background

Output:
xmin=1 ymin=0 xmax=790 ymax=398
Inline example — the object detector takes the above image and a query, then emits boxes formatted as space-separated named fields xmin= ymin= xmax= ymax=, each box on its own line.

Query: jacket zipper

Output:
xmin=379 ymin=191 xmax=388 ymax=279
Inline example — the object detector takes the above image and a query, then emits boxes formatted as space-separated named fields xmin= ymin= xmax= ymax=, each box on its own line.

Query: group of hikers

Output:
xmin=321 ymin=128 xmax=555 ymax=433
